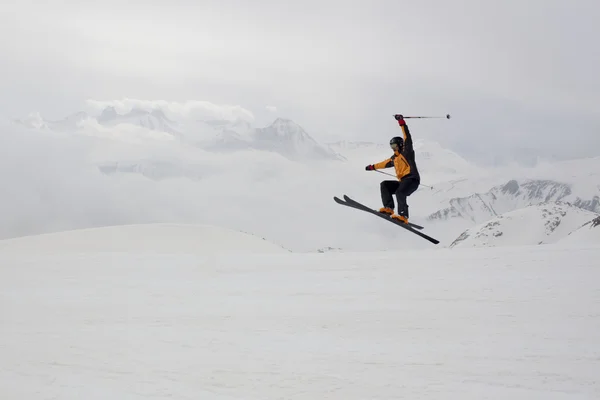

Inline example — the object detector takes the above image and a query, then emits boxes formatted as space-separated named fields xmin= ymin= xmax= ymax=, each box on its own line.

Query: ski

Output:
xmin=333 ymin=195 xmax=440 ymax=245
xmin=338 ymin=195 xmax=424 ymax=230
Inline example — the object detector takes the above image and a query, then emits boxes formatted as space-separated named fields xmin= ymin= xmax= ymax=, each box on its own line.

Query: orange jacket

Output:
xmin=372 ymin=123 xmax=420 ymax=182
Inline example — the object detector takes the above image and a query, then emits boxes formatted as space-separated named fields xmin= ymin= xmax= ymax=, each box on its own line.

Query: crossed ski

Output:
xmin=333 ymin=195 xmax=440 ymax=245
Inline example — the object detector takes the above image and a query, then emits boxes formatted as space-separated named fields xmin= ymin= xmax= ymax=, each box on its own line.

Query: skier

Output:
xmin=365 ymin=114 xmax=420 ymax=224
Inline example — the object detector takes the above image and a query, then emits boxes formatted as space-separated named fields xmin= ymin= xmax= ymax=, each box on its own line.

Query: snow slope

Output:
xmin=0 ymin=223 xmax=290 ymax=254
xmin=1 ymin=226 xmax=599 ymax=399
xmin=450 ymin=202 xmax=599 ymax=248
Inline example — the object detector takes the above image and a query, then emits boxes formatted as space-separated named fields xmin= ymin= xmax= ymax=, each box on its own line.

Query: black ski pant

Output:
xmin=380 ymin=178 xmax=420 ymax=218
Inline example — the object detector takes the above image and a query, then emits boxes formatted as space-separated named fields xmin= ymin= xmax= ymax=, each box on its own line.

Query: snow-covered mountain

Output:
xmin=428 ymin=179 xmax=600 ymax=224
xmin=196 ymin=118 xmax=343 ymax=161
xmin=449 ymin=202 xmax=599 ymax=248
xmin=13 ymin=108 xmax=342 ymax=162
xmin=15 ymin=108 xmax=182 ymax=137
xmin=96 ymin=106 xmax=182 ymax=136
xmin=250 ymin=118 xmax=343 ymax=161
xmin=13 ymin=108 xmax=178 ymax=135
xmin=188 ymin=118 xmax=255 ymax=151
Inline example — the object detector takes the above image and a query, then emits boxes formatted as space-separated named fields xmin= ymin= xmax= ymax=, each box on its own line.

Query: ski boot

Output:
xmin=378 ymin=207 xmax=393 ymax=215
xmin=391 ymin=214 xmax=409 ymax=224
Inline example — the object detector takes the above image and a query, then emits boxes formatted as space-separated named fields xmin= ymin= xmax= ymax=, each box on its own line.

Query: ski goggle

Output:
xmin=390 ymin=143 xmax=400 ymax=150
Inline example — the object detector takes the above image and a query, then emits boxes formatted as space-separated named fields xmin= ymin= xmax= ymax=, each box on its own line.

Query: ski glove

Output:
xmin=365 ymin=164 xmax=375 ymax=170
xmin=394 ymin=114 xmax=405 ymax=125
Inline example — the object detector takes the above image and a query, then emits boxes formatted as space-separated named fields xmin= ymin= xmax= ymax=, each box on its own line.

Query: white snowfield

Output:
xmin=1 ymin=224 xmax=599 ymax=399
xmin=0 ymin=223 xmax=290 ymax=255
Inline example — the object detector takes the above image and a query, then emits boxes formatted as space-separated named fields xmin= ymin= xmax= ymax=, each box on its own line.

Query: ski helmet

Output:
xmin=389 ymin=136 xmax=403 ymax=151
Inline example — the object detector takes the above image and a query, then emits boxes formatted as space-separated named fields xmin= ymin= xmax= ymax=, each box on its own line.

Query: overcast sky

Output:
xmin=1 ymin=0 xmax=599 ymax=165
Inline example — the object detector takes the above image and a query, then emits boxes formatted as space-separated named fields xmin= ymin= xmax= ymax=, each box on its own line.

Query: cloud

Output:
xmin=76 ymin=118 xmax=177 ymax=144
xmin=84 ymin=99 xmax=255 ymax=123
xmin=1 ymin=118 xmax=429 ymax=252
xmin=1 ymin=0 xmax=599 ymax=164
xmin=266 ymin=105 xmax=277 ymax=113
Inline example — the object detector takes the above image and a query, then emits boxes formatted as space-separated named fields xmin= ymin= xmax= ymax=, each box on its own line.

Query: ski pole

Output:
xmin=373 ymin=169 xmax=433 ymax=189
xmin=374 ymin=169 xmax=395 ymax=178
xmin=394 ymin=114 xmax=451 ymax=119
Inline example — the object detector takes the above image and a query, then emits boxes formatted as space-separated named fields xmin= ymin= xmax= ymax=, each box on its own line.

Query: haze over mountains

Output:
xmin=5 ymin=100 xmax=599 ymax=251
xmin=14 ymin=106 xmax=342 ymax=161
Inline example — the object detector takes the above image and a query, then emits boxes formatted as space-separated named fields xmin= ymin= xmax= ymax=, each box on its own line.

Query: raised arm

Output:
xmin=394 ymin=114 xmax=414 ymax=154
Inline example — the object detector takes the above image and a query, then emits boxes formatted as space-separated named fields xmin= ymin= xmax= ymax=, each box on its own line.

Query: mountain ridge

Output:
xmin=449 ymin=201 xmax=599 ymax=248
xmin=13 ymin=107 xmax=341 ymax=162
xmin=428 ymin=178 xmax=600 ymax=224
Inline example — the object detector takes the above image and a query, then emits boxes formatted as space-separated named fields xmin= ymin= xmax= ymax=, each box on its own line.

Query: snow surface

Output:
xmin=450 ymin=202 xmax=599 ymax=248
xmin=0 ymin=223 xmax=290 ymax=255
xmin=1 ymin=224 xmax=599 ymax=399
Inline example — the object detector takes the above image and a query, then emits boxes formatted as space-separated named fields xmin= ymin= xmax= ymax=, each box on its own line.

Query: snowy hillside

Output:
xmin=1 ymin=225 xmax=599 ymax=399
xmin=0 ymin=223 xmax=289 ymax=254
xmin=429 ymin=179 xmax=600 ymax=224
xmin=449 ymin=202 xmax=599 ymax=248
xmin=559 ymin=215 xmax=600 ymax=245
